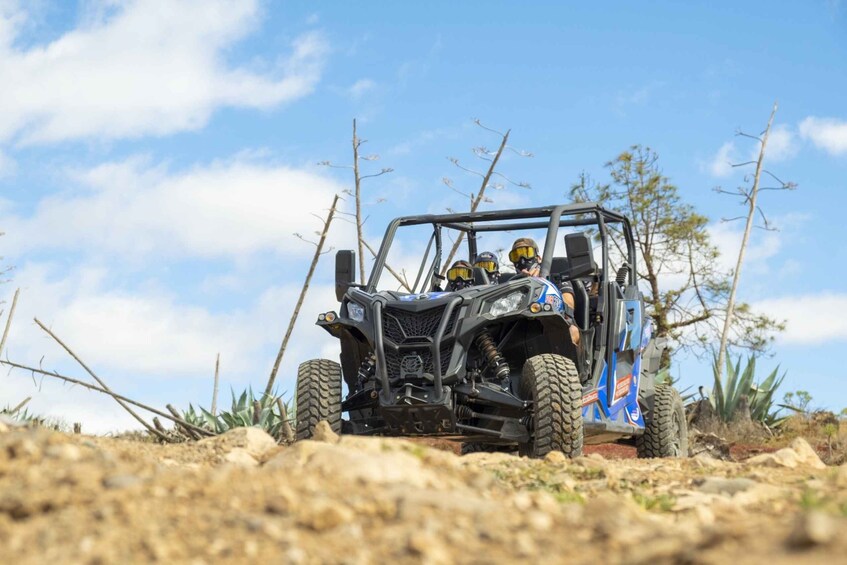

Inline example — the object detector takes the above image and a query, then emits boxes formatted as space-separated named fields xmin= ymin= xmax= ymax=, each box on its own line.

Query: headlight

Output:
xmin=347 ymin=302 xmax=365 ymax=322
xmin=489 ymin=291 xmax=524 ymax=317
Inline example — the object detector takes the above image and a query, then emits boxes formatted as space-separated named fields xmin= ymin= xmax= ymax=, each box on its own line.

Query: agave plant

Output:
xmin=181 ymin=387 xmax=295 ymax=441
xmin=712 ymin=355 xmax=785 ymax=426
xmin=1 ymin=404 xmax=66 ymax=431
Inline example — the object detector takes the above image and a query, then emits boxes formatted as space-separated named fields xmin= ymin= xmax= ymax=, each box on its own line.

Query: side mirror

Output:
xmin=564 ymin=233 xmax=597 ymax=279
xmin=335 ymin=250 xmax=356 ymax=301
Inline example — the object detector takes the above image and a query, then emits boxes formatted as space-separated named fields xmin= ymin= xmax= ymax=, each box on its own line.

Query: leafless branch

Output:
xmin=0 ymin=288 xmax=19 ymax=358
xmin=735 ymin=130 xmax=763 ymax=143
xmin=448 ymin=157 xmax=486 ymax=178
xmin=317 ymin=161 xmax=354 ymax=170
xmin=359 ymin=167 xmax=394 ymax=180
xmin=473 ymin=118 xmax=505 ymax=137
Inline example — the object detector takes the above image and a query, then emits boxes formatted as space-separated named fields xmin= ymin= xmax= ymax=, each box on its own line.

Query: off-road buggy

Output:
xmin=296 ymin=203 xmax=688 ymax=458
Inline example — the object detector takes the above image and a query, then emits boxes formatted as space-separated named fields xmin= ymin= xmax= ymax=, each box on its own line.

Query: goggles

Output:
xmin=473 ymin=260 xmax=497 ymax=273
xmin=446 ymin=266 xmax=473 ymax=282
xmin=508 ymin=246 xmax=537 ymax=264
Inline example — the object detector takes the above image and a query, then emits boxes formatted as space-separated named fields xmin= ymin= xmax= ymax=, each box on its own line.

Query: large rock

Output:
xmin=311 ymin=421 xmax=340 ymax=444
xmin=265 ymin=439 xmax=445 ymax=489
xmin=789 ymin=511 xmax=836 ymax=547
xmin=197 ymin=427 xmax=279 ymax=461
xmin=746 ymin=438 xmax=826 ymax=470
xmin=696 ymin=477 xmax=757 ymax=495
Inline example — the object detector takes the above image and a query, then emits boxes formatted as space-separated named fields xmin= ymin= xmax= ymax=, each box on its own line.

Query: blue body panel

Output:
xmin=396 ymin=292 xmax=450 ymax=302
xmin=581 ymin=311 xmax=652 ymax=431
xmin=534 ymin=278 xmax=565 ymax=313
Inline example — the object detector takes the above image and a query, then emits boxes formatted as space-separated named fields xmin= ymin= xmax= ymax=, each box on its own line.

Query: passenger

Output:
xmin=509 ymin=237 xmax=542 ymax=276
xmin=473 ymin=251 xmax=500 ymax=284
xmin=445 ymin=260 xmax=474 ymax=291
xmin=510 ymin=238 xmax=581 ymax=347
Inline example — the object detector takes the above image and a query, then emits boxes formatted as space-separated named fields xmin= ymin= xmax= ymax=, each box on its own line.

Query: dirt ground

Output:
xmin=2 ymin=422 xmax=847 ymax=564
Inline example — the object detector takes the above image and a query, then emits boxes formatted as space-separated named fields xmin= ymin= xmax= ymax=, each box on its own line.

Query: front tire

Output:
xmin=637 ymin=384 xmax=688 ymax=458
xmin=295 ymin=359 xmax=342 ymax=441
xmin=518 ymin=354 xmax=583 ymax=458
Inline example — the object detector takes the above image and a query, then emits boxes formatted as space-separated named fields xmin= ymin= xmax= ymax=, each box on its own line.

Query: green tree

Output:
xmin=571 ymin=145 xmax=781 ymax=366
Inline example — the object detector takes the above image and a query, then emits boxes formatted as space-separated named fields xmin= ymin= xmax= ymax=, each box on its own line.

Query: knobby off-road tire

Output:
xmin=519 ymin=354 xmax=583 ymax=458
xmin=295 ymin=359 xmax=342 ymax=441
xmin=637 ymin=384 xmax=689 ymax=458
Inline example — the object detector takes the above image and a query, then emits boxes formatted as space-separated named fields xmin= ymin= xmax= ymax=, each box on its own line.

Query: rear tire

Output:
xmin=518 ymin=354 xmax=583 ymax=458
xmin=295 ymin=359 xmax=342 ymax=441
xmin=637 ymin=385 xmax=688 ymax=458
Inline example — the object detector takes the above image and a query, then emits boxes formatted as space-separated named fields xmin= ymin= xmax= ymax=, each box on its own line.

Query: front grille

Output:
xmin=382 ymin=306 xmax=459 ymax=344
xmin=384 ymin=344 xmax=454 ymax=380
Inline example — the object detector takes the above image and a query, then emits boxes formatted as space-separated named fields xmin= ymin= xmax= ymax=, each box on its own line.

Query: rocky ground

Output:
xmin=1 ymin=419 xmax=847 ymax=564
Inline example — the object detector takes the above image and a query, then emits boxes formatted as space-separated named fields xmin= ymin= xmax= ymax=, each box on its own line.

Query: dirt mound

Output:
xmin=1 ymin=426 xmax=846 ymax=564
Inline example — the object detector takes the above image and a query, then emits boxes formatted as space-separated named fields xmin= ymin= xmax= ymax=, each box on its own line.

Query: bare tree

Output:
xmin=715 ymin=102 xmax=796 ymax=380
xmin=265 ymin=194 xmax=341 ymax=396
xmin=319 ymin=119 xmax=393 ymax=285
xmin=440 ymin=120 xmax=531 ymax=273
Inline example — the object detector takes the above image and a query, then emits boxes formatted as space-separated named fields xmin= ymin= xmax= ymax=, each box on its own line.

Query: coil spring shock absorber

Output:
xmin=357 ymin=354 xmax=376 ymax=387
xmin=474 ymin=332 xmax=511 ymax=382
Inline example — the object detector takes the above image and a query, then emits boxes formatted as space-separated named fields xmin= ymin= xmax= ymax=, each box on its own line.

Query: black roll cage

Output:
xmin=366 ymin=202 xmax=637 ymax=293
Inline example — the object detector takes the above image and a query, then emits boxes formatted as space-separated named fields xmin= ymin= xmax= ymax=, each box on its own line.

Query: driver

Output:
xmin=474 ymin=251 xmax=500 ymax=284
xmin=445 ymin=260 xmax=474 ymax=291
xmin=510 ymin=238 xmax=581 ymax=347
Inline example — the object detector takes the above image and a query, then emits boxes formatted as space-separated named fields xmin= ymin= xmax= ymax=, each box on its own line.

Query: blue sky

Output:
xmin=1 ymin=1 xmax=846 ymax=430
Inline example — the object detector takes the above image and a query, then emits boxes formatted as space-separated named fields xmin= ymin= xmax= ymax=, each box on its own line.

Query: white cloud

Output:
xmin=0 ymin=0 xmax=328 ymax=144
xmin=2 ymin=155 xmax=350 ymax=260
xmin=758 ymin=124 xmax=798 ymax=162
xmin=1 ymin=261 xmax=343 ymax=431
xmin=754 ymin=292 xmax=847 ymax=345
xmin=798 ymin=116 xmax=847 ymax=156
xmin=347 ymin=78 xmax=376 ymax=100
xmin=708 ymin=141 xmax=736 ymax=177
xmin=708 ymin=221 xmax=783 ymax=275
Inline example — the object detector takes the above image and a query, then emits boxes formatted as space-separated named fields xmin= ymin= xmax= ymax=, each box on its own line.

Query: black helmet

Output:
xmin=474 ymin=251 xmax=500 ymax=283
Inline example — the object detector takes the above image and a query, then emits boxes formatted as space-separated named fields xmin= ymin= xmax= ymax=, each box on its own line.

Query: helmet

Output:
xmin=509 ymin=237 xmax=539 ymax=267
xmin=474 ymin=251 xmax=500 ymax=283
xmin=446 ymin=260 xmax=473 ymax=290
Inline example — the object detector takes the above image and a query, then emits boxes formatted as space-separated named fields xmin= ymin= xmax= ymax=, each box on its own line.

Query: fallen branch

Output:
xmin=0 ymin=359 xmax=213 ymax=437
xmin=34 ymin=317 xmax=168 ymax=442
xmin=167 ymin=404 xmax=200 ymax=440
